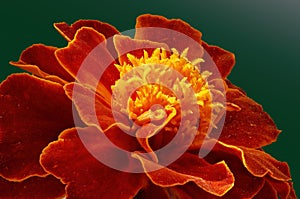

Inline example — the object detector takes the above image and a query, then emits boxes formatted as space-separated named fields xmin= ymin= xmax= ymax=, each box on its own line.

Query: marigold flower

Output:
xmin=0 ymin=14 xmax=297 ymax=198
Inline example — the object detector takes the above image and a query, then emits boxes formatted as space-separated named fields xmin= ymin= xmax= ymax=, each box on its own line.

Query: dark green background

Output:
xmin=1 ymin=0 xmax=299 ymax=194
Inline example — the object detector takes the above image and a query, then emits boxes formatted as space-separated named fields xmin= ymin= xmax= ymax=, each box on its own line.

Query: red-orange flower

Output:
xmin=0 ymin=14 xmax=297 ymax=198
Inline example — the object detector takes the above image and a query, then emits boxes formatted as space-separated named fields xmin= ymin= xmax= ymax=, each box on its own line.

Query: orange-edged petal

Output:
xmin=0 ymin=74 xmax=76 ymax=181
xmin=204 ymin=146 xmax=265 ymax=198
xmin=10 ymin=44 xmax=74 ymax=84
xmin=55 ymin=27 xmax=119 ymax=92
xmin=134 ymin=184 xmax=170 ymax=199
xmin=135 ymin=14 xmax=203 ymax=60
xmin=54 ymin=20 xmax=119 ymax=58
xmin=0 ymin=175 xmax=65 ymax=199
xmin=212 ymin=88 xmax=281 ymax=148
xmin=253 ymin=180 xmax=277 ymax=199
xmin=267 ymin=178 xmax=297 ymax=199
xmin=40 ymin=127 xmax=147 ymax=199
xmin=133 ymin=152 xmax=234 ymax=197
xmin=64 ymin=83 xmax=114 ymax=129
xmin=54 ymin=20 xmax=119 ymax=42
xmin=113 ymin=34 xmax=169 ymax=65
xmin=202 ymin=42 xmax=235 ymax=79
xmin=206 ymin=141 xmax=291 ymax=181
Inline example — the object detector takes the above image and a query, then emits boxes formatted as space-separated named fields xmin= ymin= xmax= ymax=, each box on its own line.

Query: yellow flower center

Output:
xmin=112 ymin=48 xmax=213 ymax=136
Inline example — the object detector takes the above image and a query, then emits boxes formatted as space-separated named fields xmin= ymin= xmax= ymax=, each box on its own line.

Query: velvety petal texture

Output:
xmin=40 ymin=127 xmax=147 ymax=199
xmin=0 ymin=175 xmax=65 ymax=199
xmin=0 ymin=14 xmax=296 ymax=198
xmin=0 ymin=74 xmax=76 ymax=181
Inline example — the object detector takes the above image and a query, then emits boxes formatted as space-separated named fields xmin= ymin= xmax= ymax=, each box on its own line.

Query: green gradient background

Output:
xmin=1 ymin=0 xmax=299 ymax=195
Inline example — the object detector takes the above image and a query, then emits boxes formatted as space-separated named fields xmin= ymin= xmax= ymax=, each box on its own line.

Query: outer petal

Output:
xmin=0 ymin=175 xmax=65 ymax=199
xmin=135 ymin=14 xmax=204 ymax=61
xmin=10 ymin=44 xmax=74 ymax=84
xmin=267 ymin=178 xmax=297 ymax=199
xmin=212 ymin=88 xmax=281 ymax=148
xmin=40 ymin=127 xmax=147 ymax=199
xmin=204 ymin=146 xmax=265 ymax=198
xmin=133 ymin=152 xmax=234 ymax=197
xmin=253 ymin=180 xmax=277 ymax=199
xmin=113 ymin=34 xmax=169 ymax=65
xmin=202 ymin=42 xmax=235 ymax=79
xmin=134 ymin=184 xmax=170 ymax=199
xmin=54 ymin=19 xmax=119 ymax=58
xmin=55 ymin=27 xmax=119 ymax=92
xmin=206 ymin=141 xmax=291 ymax=181
xmin=54 ymin=20 xmax=119 ymax=41
xmin=0 ymin=74 xmax=76 ymax=181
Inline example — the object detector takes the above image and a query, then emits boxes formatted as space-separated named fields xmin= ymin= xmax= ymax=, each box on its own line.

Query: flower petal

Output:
xmin=135 ymin=14 xmax=203 ymax=60
xmin=213 ymin=88 xmax=281 ymax=148
xmin=40 ymin=127 xmax=147 ymax=199
xmin=55 ymin=27 xmax=119 ymax=92
xmin=204 ymin=145 xmax=265 ymax=198
xmin=134 ymin=184 xmax=170 ymax=199
xmin=133 ymin=152 xmax=234 ymax=197
xmin=267 ymin=178 xmax=297 ymax=199
xmin=206 ymin=141 xmax=291 ymax=181
xmin=54 ymin=20 xmax=119 ymax=58
xmin=10 ymin=44 xmax=74 ymax=84
xmin=54 ymin=20 xmax=119 ymax=41
xmin=0 ymin=175 xmax=65 ymax=199
xmin=113 ymin=35 xmax=169 ymax=65
xmin=201 ymin=42 xmax=235 ymax=79
xmin=0 ymin=74 xmax=76 ymax=180
xmin=64 ymin=82 xmax=114 ymax=129
xmin=253 ymin=180 xmax=277 ymax=199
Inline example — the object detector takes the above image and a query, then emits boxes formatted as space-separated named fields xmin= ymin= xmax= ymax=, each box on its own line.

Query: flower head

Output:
xmin=0 ymin=14 xmax=297 ymax=198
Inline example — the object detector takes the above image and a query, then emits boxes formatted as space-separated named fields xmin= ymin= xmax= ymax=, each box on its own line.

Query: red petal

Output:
xmin=253 ymin=181 xmax=277 ymax=199
xmin=133 ymin=152 xmax=234 ymax=197
xmin=54 ymin=20 xmax=119 ymax=42
xmin=40 ymin=127 xmax=147 ymax=199
xmin=10 ymin=44 xmax=74 ymax=83
xmin=113 ymin=35 xmax=169 ymax=65
xmin=213 ymin=88 xmax=281 ymax=148
xmin=54 ymin=20 xmax=119 ymax=58
xmin=202 ymin=42 xmax=235 ymax=79
xmin=204 ymin=145 xmax=265 ymax=198
xmin=55 ymin=27 xmax=119 ymax=92
xmin=0 ymin=175 xmax=65 ymax=199
xmin=134 ymin=184 xmax=170 ymax=199
xmin=135 ymin=14 xmax=203 ymax=61
xmin=267 ymin=178 xmax=297 ymax=199
xmin=0 ymin=74 xmax=76 ymax=180
xmin=206 ymin=141 xmax=291 ymax=181
xmin=64 ymin=83 xmax=114 ymax=129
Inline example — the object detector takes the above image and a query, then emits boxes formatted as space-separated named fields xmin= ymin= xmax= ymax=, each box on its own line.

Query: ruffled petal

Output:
xmin=253 ymin=180 xmax=277 ymax=199
xmin=54 ymin=20 xmax=119 ymax=58
xmin=267 ymin=178 xmax=297 ymax=199
xmin=54 ymin=20 xmax=119 ymax=41
xmin=55 ymin=27 xmax=119 ymax=92
xmin=133 ymin=152 xmax=234 ymax=197
xmin=206 ymin=141 xmax=291 ymax=181
xmin=0 ymin=74 xmax=76 ymax=181
xmin=10 ymin=44 xmax=74 ymax=84
xmin=40 ymin=127 xmax=147 ymax=199
xmin=135 ymin=14 xmax=203 ymax=60
xmin=113 ymin=35 xmax=169 ymax=65
xmin=134 ymin=184 xmax=170 ymax=199
xmin=64 ymin=83 xmax=113 ymax=129
xmin=204 ymin=145 xmax=265 ymax=198
xmin=0 ymin=175 xmax=65 ymax=199
xmin=213 ymin=88 xmax=281 ymax=148
xmin=201 ymin=42 xmax=235 ymax=79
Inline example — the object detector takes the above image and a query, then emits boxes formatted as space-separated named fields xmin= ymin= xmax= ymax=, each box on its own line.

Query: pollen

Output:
xmin=112 ymin=48 xmax=213 ymax=132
